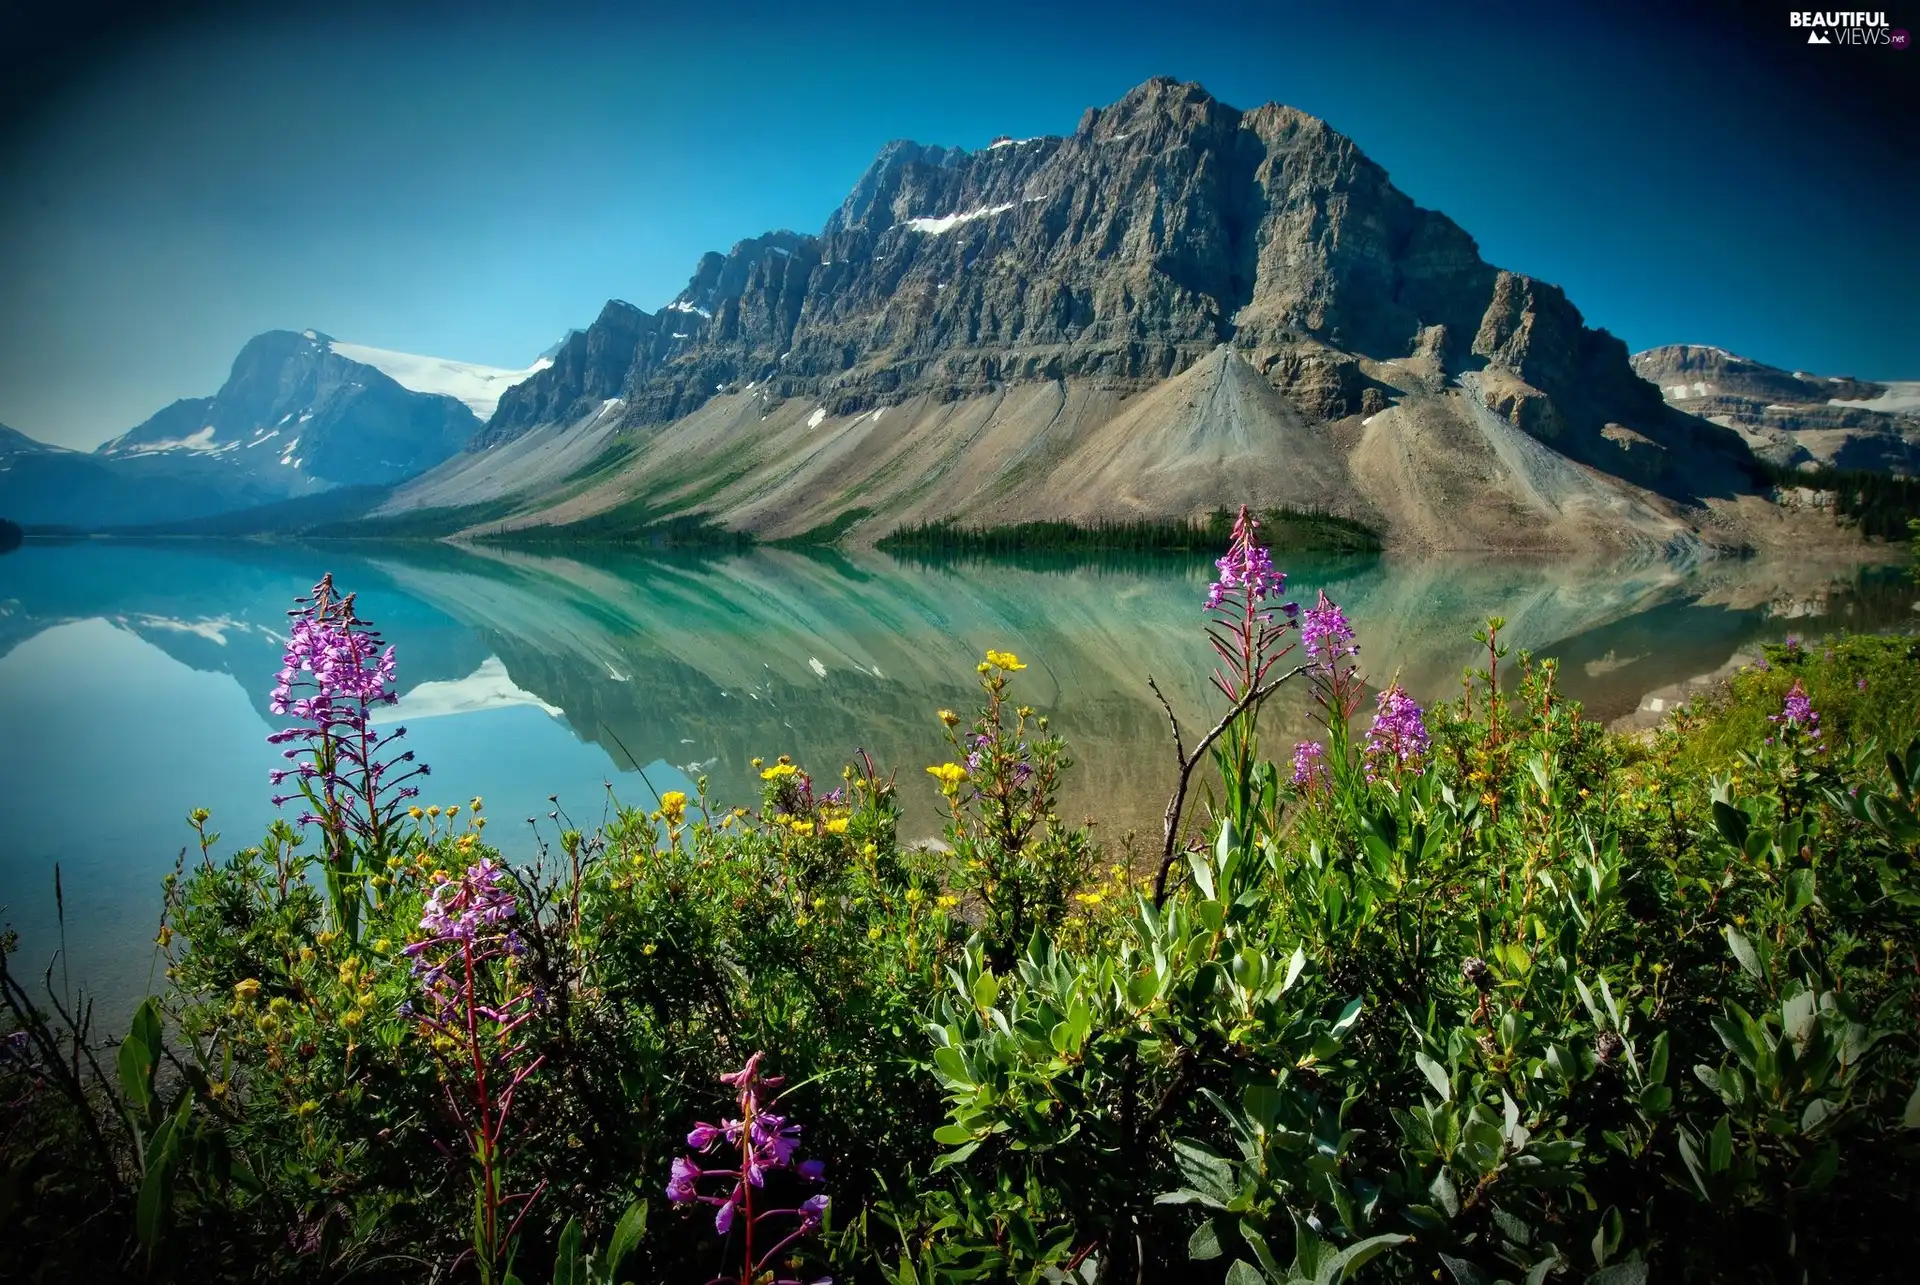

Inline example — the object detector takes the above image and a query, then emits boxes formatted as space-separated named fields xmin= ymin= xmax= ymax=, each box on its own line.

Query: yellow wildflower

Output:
xmin=409 ymin=806 xmax=424 ymax=820
xmin=825 ymin=817 xmax=850 ymax=835
xmin=751 ymin=757 xmax=764 ymax=769
xmin=905 ymin=887 xmax=923 ymax=904
xmin=791 ymin=820 xmax=816 ymax=836
xmin=812 ymin=897 xmax=826 ymax=911
xmin=868 ymin=926 xmax=883 ymax=941
xmin=373 ymin=938 xmax=391 ymax=954
xmin=937 ymin=709 xmax=960 ymax=727
xmin=297 ymin=1100 xmax=320 ymax=1117
xmin=1075 ymin=891 xmax=1105 ymax=905
xmin=155 ymin=925 xmax=173 ymax=948
xmin=428 ymin=805 xmax=441 ymax=818
xmin=470 ymin=796 xmax=483 ymax=811
xmin=976 ymin=662 xmax=992 ymax=674
xmin=659 ymin=790 xmax=689 ymax=824
xmin=233 ymin=978 xmax=262 ymax=1001
xmin=937 ymin=894 xmax=959 ymax=909
xmin=340 ymin=1010 xmax=364 ymax=1029
xmin=761 ymin=763 xmax=799 ymax=781
xmin=984 ymin=649 xmax=1026 ymax=671
xmin=926 ymin=763 xmax=968 ymax=788
xmin=642 ymin=943 xmax=657 ymax=957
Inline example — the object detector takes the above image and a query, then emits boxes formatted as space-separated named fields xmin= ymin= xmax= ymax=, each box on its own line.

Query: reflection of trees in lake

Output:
xmin=0 ymin=538 xmax=1903 ymax=835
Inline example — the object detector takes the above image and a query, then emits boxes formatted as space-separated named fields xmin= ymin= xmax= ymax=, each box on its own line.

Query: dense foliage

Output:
xmin=877 ymin=507 xmax=1382 ymax=558
xmin=6 ymin=524 xmax=1920 ymax=1284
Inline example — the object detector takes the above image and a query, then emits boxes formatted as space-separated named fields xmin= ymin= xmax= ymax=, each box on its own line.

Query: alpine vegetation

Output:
xmin=5 ymin=513 xmax=1920 ymax=1284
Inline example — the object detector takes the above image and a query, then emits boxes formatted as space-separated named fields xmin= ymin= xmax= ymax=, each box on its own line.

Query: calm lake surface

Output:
xmin=1 ymin=538 xmax=1910 ymax=1018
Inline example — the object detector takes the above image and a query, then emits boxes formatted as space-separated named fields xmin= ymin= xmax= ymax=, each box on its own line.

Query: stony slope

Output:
xmin=1631 ymin=344 xmax=1920 ymax=474
xmin=386 ymin=78 xmax=1777 ymax=554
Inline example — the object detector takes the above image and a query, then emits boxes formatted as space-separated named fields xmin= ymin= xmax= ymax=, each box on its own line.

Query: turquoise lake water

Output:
xmin=0 ymin=538 xmax=1909 ymax=1019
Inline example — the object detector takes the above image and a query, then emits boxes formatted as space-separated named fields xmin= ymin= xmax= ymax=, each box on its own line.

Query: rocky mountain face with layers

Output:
xmin=1632 ymin=345 xmax=1920 ymax=475
xmin=392 ymin=78 xmax=1782 ymax=555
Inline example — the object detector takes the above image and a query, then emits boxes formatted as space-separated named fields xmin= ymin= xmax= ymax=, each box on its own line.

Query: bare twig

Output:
xmin=1151 ymin=664 xmax=1309 ymax=904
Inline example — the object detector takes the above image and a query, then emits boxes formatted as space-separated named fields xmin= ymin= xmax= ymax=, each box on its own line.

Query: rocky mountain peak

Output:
xmin=411 ymin=77 xmax=1766 ymax=549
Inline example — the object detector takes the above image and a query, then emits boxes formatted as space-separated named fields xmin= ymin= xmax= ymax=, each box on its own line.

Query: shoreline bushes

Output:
xmin=4 ymin=513 xmax=1920 ymax=1283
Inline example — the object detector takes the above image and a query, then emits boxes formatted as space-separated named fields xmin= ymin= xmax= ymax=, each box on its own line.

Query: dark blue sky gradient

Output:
xmin=0 ymin=0 xmax=1913 ymax=448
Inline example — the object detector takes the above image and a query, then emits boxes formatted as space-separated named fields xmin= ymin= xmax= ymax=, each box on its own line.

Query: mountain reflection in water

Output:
xmin=0 ymin=538 xmax=1909 ymax=1013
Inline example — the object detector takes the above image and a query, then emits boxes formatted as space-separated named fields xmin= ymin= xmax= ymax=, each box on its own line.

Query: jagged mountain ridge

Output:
xmin=1632 ymin=344 xmax=1920 ymax=475
xmin=392 ymin=78 xmax=1771 ymax=553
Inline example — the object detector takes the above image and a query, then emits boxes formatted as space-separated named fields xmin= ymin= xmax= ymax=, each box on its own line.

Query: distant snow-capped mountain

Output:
xmin=2 ymin=330 xmax=546 ymax=529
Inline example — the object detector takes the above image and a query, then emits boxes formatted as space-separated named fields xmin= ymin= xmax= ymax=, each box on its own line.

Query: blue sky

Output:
xmin=0 ymin=0 xmax=1913 ymax=449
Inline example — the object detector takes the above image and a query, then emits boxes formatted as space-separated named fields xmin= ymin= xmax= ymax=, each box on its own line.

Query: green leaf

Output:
xmin=1648 ymin=1032 xmax=1670 ymax=1085
xmin=1187 ymin=847 xmax=1217 ymax=901
xmin=1416 ymin=1050 xmax=1452 ymax=1101
xmin=971 ymin=970 xmax=1000 ymax=1011
xmin=605 ymin=1198 xmax=647 ymax=1278
xmin=1586 ymin=1265 xmax=1649 ymax=1285
xmin=118 ymin=1035 xmax=154 ymax=1115
xmin=130 ymin=998 xmax=162 ymax=1065
xmin=1725 ymin=926 xmax=1763 ymax=981
xmin=932 ymin=1046 xmax=973 ymax=1089
xmin=1708 ymin=1115 xmax=1733 ymax=1174
xmin=930 ymin=1140 xmax=980 ymax=1172
xmin=932 ymin=1124 xmax=974 ymax=1146
xmin=551 ymin=1218 xmax=584 ymax=1285
xmin=1188 ymin=1216 xmax=1233 ymax=1261
xmin=1319 ymin=1233 xmax=1411 ymax=1284
xmin=1784 ymin=868 xmax=1816 ymax=917
xmin=1901 ymin=1079 xmax=1920 ymax=1128
xmin=1439 ymin=1255 xmax=1495 ymax=1285
xmin=1429 ymin=1167 xmax=1460 ymax=1218
xmin=1712 ymin=800 xmax=1749 ymax=851
xmin=1225 ymin=1261 xmax=1268 ymax=1285
xmin=1282 ymin=944 xmax=1307 ymax=993
xmin=1171 ymin=1138 xmax=1237 ymax=1204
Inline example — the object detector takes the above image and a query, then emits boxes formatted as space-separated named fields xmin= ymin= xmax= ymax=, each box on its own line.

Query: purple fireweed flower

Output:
xmin=265 ymin=574 xmax=428 ymax=876
xmin=670 ymin=1052 xmax=830 ymax=1274
xmin=1363 ymin=685 xmax=1430 ymax=781
xmin=1205 ymin=510 xmax=1287 ymax=610
xmin=1772 ymin=678 xmax=1820 ymax=738
xmin=418 ymin=859 xmax=518 ymax=943
xmin=1291 ymin=740 xmax=1328 ymax=790
xmin=1299 ymin=592 xmax=1357 ymax=665
xmin=667 ymin=1156 xmax=701 ymax=1203
xmin=1204 ymin=506 xmax=1296 ymax=707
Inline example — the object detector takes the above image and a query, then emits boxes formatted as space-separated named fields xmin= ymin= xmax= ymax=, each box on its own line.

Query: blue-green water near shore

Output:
xmin=0 ymin=538 xmax=1909 ymax=1017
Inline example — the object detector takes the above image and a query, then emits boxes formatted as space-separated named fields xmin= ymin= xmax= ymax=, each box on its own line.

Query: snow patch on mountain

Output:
xmin=1831 ymin=381 xmax=1920 ymax=416
xmin=326 ymin=340 xmax=552 ymax=421
xmin=902 ymin=203 xmax=1015 ymax=236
